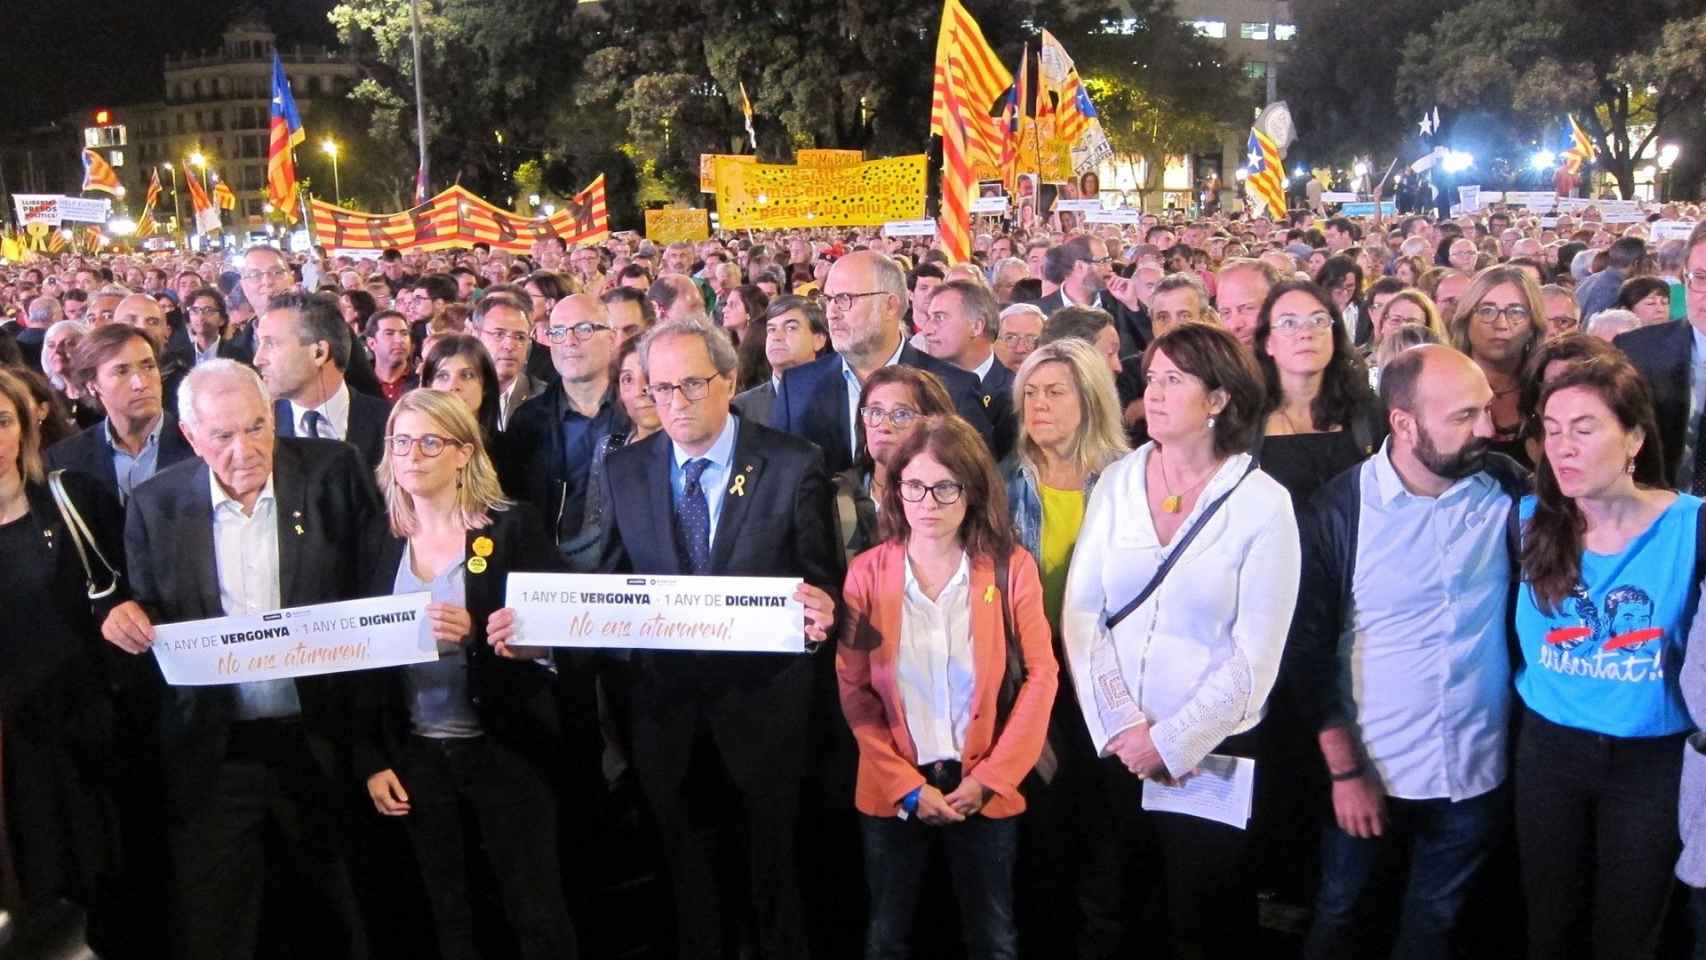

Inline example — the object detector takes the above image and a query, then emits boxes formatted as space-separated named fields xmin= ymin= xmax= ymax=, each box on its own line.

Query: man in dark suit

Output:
xmin=254 ymin=290 xmax=390 ymax=469
xmin=175 ymin=286 xmax=255 ymax=367
xmin=593 ymin=319 xmax=839 ymax=960
xmin=46 ymin=324 xmax=196 ymax=504
xmin=100 ymin=359 xmax=381 ymax=960
xmin=1032 ymin=235 xmax=1154 ymax=357
xmin=1617 ymin=224 xmax=1706 ymax=490
xmin=915 ymin=278 xmax=1018 ymax=459
xmin=472 ymin=288 xmax=551 ymax=429
xmin=16 ymin=294 xmax=60 ymax=371
xmin=732 ymin=294 xmax=829 ymax=427
xmin=772 ymin=251 xmax=994 ymax=472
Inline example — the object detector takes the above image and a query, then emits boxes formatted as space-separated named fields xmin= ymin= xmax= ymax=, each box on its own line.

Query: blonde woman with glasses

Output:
xmin=353 ymin=388 xmax=578 ymax=960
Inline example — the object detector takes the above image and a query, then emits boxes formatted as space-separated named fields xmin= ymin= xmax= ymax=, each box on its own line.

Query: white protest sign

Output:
xmin=1082 ymin=207 xmax=1142 ymax=224
xmin=13 ymin=194 xmax=64 ymax=225
xmin=506 ymin=573 xmax=806 ymax=653
xmin=150 ymin=593 xmax=435 ymax=686
xmin=883 ymin=219 xmax=938 ymax=237
xmin=970 ymin=196 xmax=1009 ymax=215
xmin=1457 ymin=186 xmax=1481 ymax=211
xmin=1055 ymin=199 xmax=1104 ymax=213
xmin=1502 ymin=191 xmax=1560 ymax=212
xmin=1653 ymin=221 xmax=1698 ymax=243
xmin=1322 ymin=192 xmax=1358 ymax=204
xmin=1595 ymin=199 xmax=1646 ymax=223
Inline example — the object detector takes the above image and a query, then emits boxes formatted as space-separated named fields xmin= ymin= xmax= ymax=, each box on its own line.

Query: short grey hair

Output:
xmin=1153 ymin=272 xmax=1209 ymax=312
xmin=1658 ymin=238 xmax=1688 ymax=274
xmin=178 ymin=358 xmax=272 ymax=428
xmin=638 ymin=318 xmax=739 ymax=379
xmin=27 ymin=296 xmax=62 ymax=328
xmin=870 ymin=253 xmax=908 ymax=304
xmin=44 ymin=319 xmax=90 ymax=344
xmin=1585 ymin=308 xmax=1641 ymax=340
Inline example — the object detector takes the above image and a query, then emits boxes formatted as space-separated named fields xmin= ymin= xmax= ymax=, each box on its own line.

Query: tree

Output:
xmin=1397 ymin=0 xmax=1706 ymax=199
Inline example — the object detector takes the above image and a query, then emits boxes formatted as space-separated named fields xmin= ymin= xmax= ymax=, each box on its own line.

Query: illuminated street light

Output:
xmin=108 ymin=217 xmax=136 ymax=236
xmin=1659 ymin=144 xmax=1681 ymax=171
xmin=321 ymin=139 xmax=342 ymax=205
xmin=1529 ymin=150 xmax=1556 ymax=171
xmin=188 ymin=152 xmax=206 ymax=169
xmin=1442 ymin=151 xmax=1475 ymax=174
xmin=1353 ymin=161 xmax=1369 ymax=178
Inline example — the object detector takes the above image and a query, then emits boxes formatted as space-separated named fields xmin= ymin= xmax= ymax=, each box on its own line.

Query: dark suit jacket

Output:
xmin=1615 ymin=320 xmax=1693 ymax=486
xmin=979 ymin=356 xmax=1018 ymax=459
xmin=44 ymin=412 xmax=197 ymax=505
xmin=123 ymin=437 xmax=384 ymax=811
xmin=16 ymin=326 xmax=44 ymax=372
xmin=1033 ymin=289 xmax=1152 ymax=359
xmin=350 ymin=504 xmax=572 ymax=780
xmin=495 ymin=383 xmax=629 ymax=540
xmin=731 ymin=379 xmax=777 ymax=426
xmin=596 ymin=416 xmax=844 ymax=792
xmin=773 ymin=344 xmax=997 ymax=473
xmin=273 ymin=387 xmax=391 ymax=470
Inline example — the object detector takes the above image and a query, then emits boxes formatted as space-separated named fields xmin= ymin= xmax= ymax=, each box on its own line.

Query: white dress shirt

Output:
xmin=288 ymin=379 xmax=351 ymax=441
xmin=209 ymin=471 xmax=301 ymax=719
xmin=1061 ymin=445 xmax=1301 ymax=776
xmin=899 ymin=551 xmax=977 ymax=765
xmin=670 ymin=413 xmax=738 ymax=553
xmin=840 ymin=338 xmax=907 ymax=458
xmin=1343 ymin=443 xmax=1513 ymax=801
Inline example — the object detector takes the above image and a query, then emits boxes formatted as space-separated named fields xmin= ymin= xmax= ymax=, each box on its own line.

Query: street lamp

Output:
xmin=1529 ymin=150 xmax=1556 ymax=171
xmin=188 ymin=152 xmax=210 ymax=193
xmin=321 ymin=139 xmax=342 ymax=205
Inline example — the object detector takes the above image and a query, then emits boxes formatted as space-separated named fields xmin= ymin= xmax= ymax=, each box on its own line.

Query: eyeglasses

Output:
xmin=999 ymin=333 xmax=1040 ymax=350
xmin=240 ymin=267 xmax=291 ymax=283
xmin=822 ymin=291 xmax=887 ymax=312
xmin=481 ymin=328 xmax=532 ymax=346
xmin=187 ymin=305 xmax=223 ymax=317
xmin=859 ymin=405 xmax=920 ymax=428
xmin=386 ymin=433 xmax=464 ymax=457
xmin=1472 ymin=304 xmax=1532 ymax=327
xmin=647 ymin=376 xmax=716 ymax=405
xmin=1270 ymin=312 xmax=1335 ymax=334
xmin=1685 ymin=271 xmax=1706 ymax=290
xmin=897 ymin=479 xmax=965 ymax=505
xmin=545 ymin=322 xmax=613 ymax=343
xmin=1082 ymin=255 xmax=1113 ymax=266
xmin=1548 ymin=314 xmax=1579 ymax=330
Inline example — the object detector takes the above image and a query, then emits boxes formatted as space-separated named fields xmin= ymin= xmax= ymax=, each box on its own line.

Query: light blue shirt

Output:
xmin=107 ymin=415 xmax=164 ymax=503
xmin=1681 ymin=325 xmax=1706 ymax=490
xmin=841 ymin=338 xmax=907 ymax=458
xmin=395 ymin=546 xmax=481 ymax=739
xmin=670 ymin=413 xmax=739 ymax=554
xmin=1344 ymin=443 xmax=1513 ymax=801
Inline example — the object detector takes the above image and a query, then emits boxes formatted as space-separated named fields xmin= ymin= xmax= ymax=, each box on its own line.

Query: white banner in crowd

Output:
xmin=1082 ymin=207 xmax=1142 ymax=224
xmin=970 ymin=196 xmax=1009 ymax=215
xmin=883 ymin=218 xmax=938 ymax=237
xmin=1055 ymin=199 xmax=1105 ymax=213
xmin=1653 ymin=220 xmax=1699 ymax=242
xmin=505 ymin=573 xmax=807 ymax=653
xmin=150 ymin=593 xmax=436 ymax=685
xmin=13 ymin=194 xmax=113 ymax=226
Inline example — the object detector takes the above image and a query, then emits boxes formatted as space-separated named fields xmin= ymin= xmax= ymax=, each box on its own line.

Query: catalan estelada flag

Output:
xmin=1561 ymin=115 xmax=1597 ymax=175
xmin=1244 ymin=128 xmax=1288 ymax=218
xmin=137 ymin=168 xmax=164 ymax=236
xmin=930 ymin=0 xmax=1011 ymax=169
xmin=81 ymin=149 xmax=121 ymax=195
xmin=268 ymin=52 xmax=306 ymax=221
xmin=212 ymin=175 xmax=237 ymax=211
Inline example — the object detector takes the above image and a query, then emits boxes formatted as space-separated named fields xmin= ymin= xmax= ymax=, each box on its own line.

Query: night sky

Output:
xmin=0 ymin=0 xmax=339 ymax=129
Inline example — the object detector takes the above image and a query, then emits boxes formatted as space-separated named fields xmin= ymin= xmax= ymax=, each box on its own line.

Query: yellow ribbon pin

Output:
xmin=472 ymin=536 xmax=494 ymax=558
xmin=729 ymin=475 xmax=747 ymax=497
xmin=984 ymin=585 xmax=996 ymax=604
xmin=294 ymin=524 xmax=305 ymax=536
xmin=982 ymin=394 xmax=992 ymax=408
xmin=467 ymin=556 xmax=488 ymax=575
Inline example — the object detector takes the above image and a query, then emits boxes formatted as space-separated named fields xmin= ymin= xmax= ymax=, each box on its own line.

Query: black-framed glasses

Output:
xmin=387 ymin=434 xmax=463 ymax=457
xmin=647 ymin=376 xmax=716 ymax=405
xmin=1472 ymin=304 xmax=1532 ymax=327
xmin=545 ymin=321 xmax=613 ymax=343
xmin=859 ymin=405 xmax=920 ymax=428
xmin=897 ymin=479 xmax=965 ymax=505
xmin=481 ymin=328 xmax=532 ymax=346
xmin=1082 ymin=255 xmax=1113 ymax=265
xmin=187 ymin=305 xmax=224 ymax=317
xmin=823 ymin=291 xmax=887 ymax=312
xmin=240 ymin=267 xmax=291 ymax=283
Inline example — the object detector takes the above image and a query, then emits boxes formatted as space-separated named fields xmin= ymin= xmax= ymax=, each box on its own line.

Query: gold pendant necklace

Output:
xmin=1158 ymin=447 xmax=1212 ymax=514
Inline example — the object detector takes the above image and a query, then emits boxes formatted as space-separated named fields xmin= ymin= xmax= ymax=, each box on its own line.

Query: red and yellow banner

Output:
xmin=309 ymin=177 xmax=609 ymax=253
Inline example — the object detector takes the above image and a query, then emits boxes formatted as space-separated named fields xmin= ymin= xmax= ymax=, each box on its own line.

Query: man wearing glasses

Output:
xmin=472 ymin=288 xmax=548 ymax=429
xmin=1616 ymin=225 xmax=1706 ymax=490
xmin=496 ymin=293 xmax=630 ymax=559
xmin=182 ymin=287 xmax=253 ymax=367
xmin=772 ymin=250 xmax=993 ymax=473
xmin=1032 ymin=234 xmax=1152 ymax=359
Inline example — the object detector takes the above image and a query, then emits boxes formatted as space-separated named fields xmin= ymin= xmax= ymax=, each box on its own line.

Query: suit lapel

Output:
xmin=272 ymin=441 xmax=308 ymax=606
xmin=179 ymin=461 xmax=223 ymax=617
xmin=709 ymin=420 xmax=768 ymax=573
xmin=274 ymin=398 xmax=297 ymax=438
xmin=646 ymin=436 xmax=681 ymax=575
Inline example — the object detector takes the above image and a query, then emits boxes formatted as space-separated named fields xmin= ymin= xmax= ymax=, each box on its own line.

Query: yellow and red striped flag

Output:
xmin=212 ymin=175 xmax=237 ymax=211
xmin=1561 ymin=115 xmax=1597 ymax=175
xmin=81 ymin=149 xmax=121 ymax=196
xmin=1039 ymin=30 xmax=1094 ymax=144
xmin=998 ymin=43 xmax=1026 ymax=193
xmin=939 ymin=56 xmax=976 ymax=265
xmin=136 ymin=168 xmax=164 ymax=236
xmin=930 ymin=0 xmax=1012 ymax=169
xmin=1244 ymin=127 xmax=1288 ymax=217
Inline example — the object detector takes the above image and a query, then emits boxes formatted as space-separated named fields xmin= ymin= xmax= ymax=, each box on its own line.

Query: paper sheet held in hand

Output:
xmin=1140 ymin=754 xmax=1255 ymax=829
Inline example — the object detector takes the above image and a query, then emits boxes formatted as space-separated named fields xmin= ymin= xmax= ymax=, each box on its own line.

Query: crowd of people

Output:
xmin=2 ymin=195 xmax=1706 ymax=960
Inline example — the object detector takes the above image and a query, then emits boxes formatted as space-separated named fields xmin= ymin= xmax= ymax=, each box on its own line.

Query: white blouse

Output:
xmin=898 ymin=552 xmax=976 ymax=766
xmin=1060 ymin=445 xmax=1302 ymax=776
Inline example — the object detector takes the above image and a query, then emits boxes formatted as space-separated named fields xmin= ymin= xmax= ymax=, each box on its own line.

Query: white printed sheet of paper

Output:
xmin=1140 ymin=754 xmax=1256 ymax=829
xmin=151 ymin=592 xmax=436 ymax=686
xmin=506 ymin=572 xmax=806 ymax=653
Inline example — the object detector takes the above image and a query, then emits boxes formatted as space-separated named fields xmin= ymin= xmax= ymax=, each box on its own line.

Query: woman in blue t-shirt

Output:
xmin=1515 ymin=355 xmax=1699 ymax=960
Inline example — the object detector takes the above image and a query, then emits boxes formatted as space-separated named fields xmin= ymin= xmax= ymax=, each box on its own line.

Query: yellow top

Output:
xmin=1037 ymin=483 xmax=1086 ymax=629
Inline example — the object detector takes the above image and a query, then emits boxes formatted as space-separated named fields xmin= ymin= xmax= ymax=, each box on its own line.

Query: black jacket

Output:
xmin=1031 ymin=288 xmax=1153 ymax=358
xmin=122 ymin=437 xmax=384 ymax=811
xmin=1615 ymin=320 xmax=1692 ymax=487
xmin=44 ymin=412 xmax=197 ymax=506
xmin=273 ymin=388 xmax=391 ymax=471
xmin=350 ymin=503 xmax=572 ymax=780
xmin=1283 ymin=451 xmax=1528 ymax=733
xmin=979 ymin=356 xmax=1018 ymax=460
xmin=495 ymin=383 xmax=629 ymax=543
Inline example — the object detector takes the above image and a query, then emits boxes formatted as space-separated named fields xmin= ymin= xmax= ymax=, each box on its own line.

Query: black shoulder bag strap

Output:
xmin=1105 ymin=458 xmax=1259 ymax=632
xmin=992 ymin=550 xmax=1060 ymax=784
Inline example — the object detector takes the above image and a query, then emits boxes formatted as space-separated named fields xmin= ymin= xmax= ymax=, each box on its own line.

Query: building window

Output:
xmin=1189 ymin=18 xmax=1226 ymax=38
xmin=1244 ymin=61 xmax=1268 ymax=80
xmin=176 ymin=114 xmax=186 ymax=134
xmin=1240 ymin=21 xmax=1270 ymax=40
xmin=1276 ymin=23 xmax=1297 ymax=40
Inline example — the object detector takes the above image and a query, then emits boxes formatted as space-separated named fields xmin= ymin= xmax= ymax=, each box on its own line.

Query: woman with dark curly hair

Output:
xmin=1253 ymin=279 xmax=1387 ymax=507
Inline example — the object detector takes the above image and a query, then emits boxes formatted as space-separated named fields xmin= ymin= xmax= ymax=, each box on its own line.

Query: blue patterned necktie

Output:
xmin=676 ymin=458 xmax=712 ymax=574
xmin=303 ymin=409 xmax=327 ymax=440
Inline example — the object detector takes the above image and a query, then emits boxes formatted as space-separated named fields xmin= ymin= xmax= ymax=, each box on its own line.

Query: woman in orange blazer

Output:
xmin=837 ymin=414 xmax=1058 ymax=960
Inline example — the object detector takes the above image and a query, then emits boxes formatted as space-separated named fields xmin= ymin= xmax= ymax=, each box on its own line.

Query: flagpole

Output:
xmin=409 ymin=0 xmax=430 ymax=199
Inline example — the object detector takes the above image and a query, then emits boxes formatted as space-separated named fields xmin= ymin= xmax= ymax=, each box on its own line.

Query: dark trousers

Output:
xmin=1079 ymin=728 xmax=1262 ymax=960
xmin=168 ymin=720 xmax=368 ymax=960
xmin=1515 ymin=709 xmax=1683 ymax=960
xmin=1302 ymin=783 xmax=1507 ymax=960
xmin=859 ymin=812 xmax=1019 ymax=960
xmin=397 ymin=734 xmax=577 ymax=960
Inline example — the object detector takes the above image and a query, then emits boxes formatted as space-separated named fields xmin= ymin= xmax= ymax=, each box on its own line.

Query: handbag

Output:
xmin=992 ymin=551 xmax=1059 ymax=785
xmin=46 ymin=470 xmax=119 ymax=602
xmin=1105 ymin=457 xmax=1257 ymax=632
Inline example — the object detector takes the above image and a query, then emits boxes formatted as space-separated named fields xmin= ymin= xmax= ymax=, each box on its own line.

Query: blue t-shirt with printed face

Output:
xmin=1514 ymin=493 xmax=1701 ymax=738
